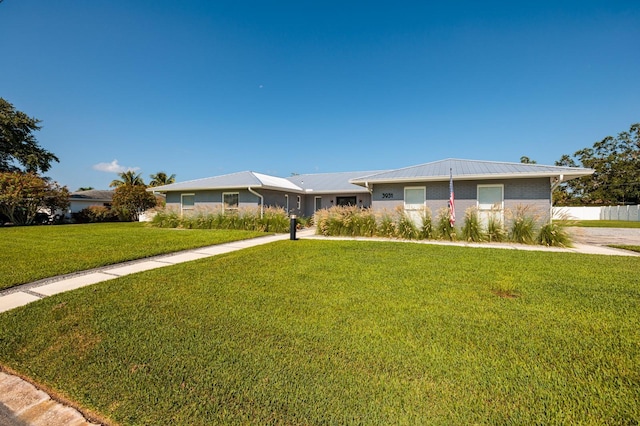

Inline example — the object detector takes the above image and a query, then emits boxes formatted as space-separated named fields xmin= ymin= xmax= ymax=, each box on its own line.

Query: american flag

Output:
xmin=449 ymin=168 xmax=455 ymax=227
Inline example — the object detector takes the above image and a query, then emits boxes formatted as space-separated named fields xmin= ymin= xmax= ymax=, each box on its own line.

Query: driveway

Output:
xmin=567 ymin=227 xmax=640 ymax=246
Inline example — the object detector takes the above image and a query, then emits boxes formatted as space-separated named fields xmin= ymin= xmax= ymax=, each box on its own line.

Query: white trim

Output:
xmin=285 ymin=194 xmax=289 ymax=212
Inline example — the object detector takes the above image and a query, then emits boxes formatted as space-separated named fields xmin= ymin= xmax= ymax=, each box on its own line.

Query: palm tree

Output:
xmin=149 ymin=171 xmax=176 ymax=187
xmin=109 ymin=170 xmax=145 ymax=188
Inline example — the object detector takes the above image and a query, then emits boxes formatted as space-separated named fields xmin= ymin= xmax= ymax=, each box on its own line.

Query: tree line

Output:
xmin=554 ymin=123 xmax=639 ymax=205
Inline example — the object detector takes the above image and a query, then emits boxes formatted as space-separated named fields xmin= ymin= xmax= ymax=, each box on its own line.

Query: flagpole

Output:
xmin=449 ymin=168 xmax=455 ymax=227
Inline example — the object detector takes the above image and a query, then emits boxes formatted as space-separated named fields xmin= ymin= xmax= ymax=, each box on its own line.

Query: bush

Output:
xmin=72 ymin=206 xmax=118 ymax=223
xmin=537 ymin=221 xmax=572 ymax=247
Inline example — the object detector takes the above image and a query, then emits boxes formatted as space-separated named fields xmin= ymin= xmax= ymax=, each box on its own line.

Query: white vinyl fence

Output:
xmin=553 ymin=205 xmax=640 ymax=221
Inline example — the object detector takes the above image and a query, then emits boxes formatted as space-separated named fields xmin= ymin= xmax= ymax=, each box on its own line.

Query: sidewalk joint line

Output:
xmin=21 ymin=290 xmax=46 ymax=299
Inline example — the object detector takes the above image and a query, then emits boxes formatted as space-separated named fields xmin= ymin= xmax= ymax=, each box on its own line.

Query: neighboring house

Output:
xmin=149 ymin=158 xmax=594 ymax=224
xmin=68 ymin=190 xmax=114 ymax=217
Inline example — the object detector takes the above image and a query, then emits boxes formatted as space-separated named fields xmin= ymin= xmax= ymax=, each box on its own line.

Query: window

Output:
xmin=404 ymin=187 xmax=425 ymax=210
xmin=314 ymin=196 xmax=322 ymax=211
xmin=181 ymin=194 xmax=195 ymax=215
xmin=336 ymin=196 xmax=356 ymax=206
xmin=223 ymin=192 xmax=239 ymax=211
xmin=477 ymin=184 xmax=504 ymax=227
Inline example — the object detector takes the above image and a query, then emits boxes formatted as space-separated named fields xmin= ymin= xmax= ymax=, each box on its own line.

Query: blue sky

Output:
xmin=1 ymin=1 xmax=638 ymax=190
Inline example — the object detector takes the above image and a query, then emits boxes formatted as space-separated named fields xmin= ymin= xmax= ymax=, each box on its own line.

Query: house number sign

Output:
xmin=382 ymin=193 xmax=394 ymax=199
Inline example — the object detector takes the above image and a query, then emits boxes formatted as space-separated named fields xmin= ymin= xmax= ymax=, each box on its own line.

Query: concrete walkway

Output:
xmin=0 ymin=227 xmax=637 ymax=425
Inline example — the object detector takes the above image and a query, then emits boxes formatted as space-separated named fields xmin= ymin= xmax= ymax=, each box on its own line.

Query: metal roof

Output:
xmin=350 ymin=158 xmax=594 ymax=184
xmin=149 ymin=171 xmax=303 ymax=192
xmin=147 ymin=159 xmax=595 ymax=194
xmin=286 ymin=171 xmax=387 ymax=194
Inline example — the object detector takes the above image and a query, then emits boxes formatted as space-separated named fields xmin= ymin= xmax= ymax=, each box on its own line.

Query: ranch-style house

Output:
xmin=149 ymin=158 xmax=594 ymax=224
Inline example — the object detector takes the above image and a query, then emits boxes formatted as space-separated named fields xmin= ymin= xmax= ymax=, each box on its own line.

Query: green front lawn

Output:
xmin=611 ymin=245 xmax=640 ymax=253
xmin=560 ymin=220 xmax=640 ymax=228
xmin=0 ymin=223 xmax=267 ymax=290
xmin=0 ymin=241 xmax=638 ymax=425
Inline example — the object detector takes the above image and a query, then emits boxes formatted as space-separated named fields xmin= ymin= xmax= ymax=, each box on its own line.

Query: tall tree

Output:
xmin=109 ymin=170 xmax=145 ymax=188
xmin=149 ymin=171 xmax=176 ymax=187
xmin=0 ymin=98 xmax=59 ymax=173
xmin=555 ymin=123 xmax=640 ymax=205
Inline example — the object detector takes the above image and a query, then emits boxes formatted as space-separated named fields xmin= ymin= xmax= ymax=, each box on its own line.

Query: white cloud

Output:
xmin=92 ymin=160 xmax=140 ymax=174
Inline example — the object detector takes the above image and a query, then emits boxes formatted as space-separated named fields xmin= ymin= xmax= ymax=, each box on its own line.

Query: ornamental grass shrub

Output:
xmin=461 ymin=207 xmax=485 ymax=242
xmin=418 ymin=208 xmax=433 ymax=240
xmin=434 ymin=208 xmax=457 ymax=241
xmin=150 ymin=206 xmax=289 ymax=232
xmin=396 ymin=209 xmax=419 ymax=240
xmin=316 ymin=205 xmax=569 ymax=247
xmin=508 ymin=205 xmax=538 ymax=244
xmin=486 ymin=212 xmax=507 ymax=242
xmin=376 ymin=211 xmax=397 ymax=238
xmin=149 ymin=208 xmax=181 ymax=228
xmin=317 ymin=206 xmax=435 ymax=240
xmin=150 ymin=203 xmax=573 ymax=248
xmin=537 ymin=221 xmax=572 ymax=247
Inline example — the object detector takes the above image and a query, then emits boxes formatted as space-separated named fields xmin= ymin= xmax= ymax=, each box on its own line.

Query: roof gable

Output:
xmin=150 ymin=171 xmax=303 ymax=192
